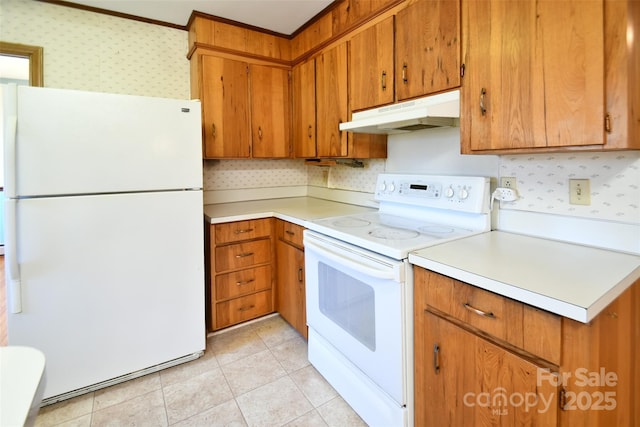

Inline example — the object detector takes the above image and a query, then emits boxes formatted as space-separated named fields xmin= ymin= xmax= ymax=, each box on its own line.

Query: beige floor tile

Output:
xmin=90 ymin=389 xmax=167 ymax=427
xmin=93 ymin=373 xmax=161 ymax=411
xmin=289 ymin=365 xmax=338 ymax=408
xmin=35 ymin=393 xmax=94 ymax=427
xmin=171 ymin=399 xmax=247 ymax=427
xmin=159 ymin=349 xmax=219 ymax=388
xmin=316 ymin=396 xmax=367 ymax=427
xmin=235 ymin=376 xmax=314 ymax=427
xmin=209 ymin=327 xmax=267 ymax=366
xmin=253 ymin=316 xmax=301 ymax=348
xmin=270 ymin=335 xmax=309 ymax=374
xmin=220 ymin=349 xmax=287 ymax=396
xmin=283 ymin=410 xmax=329 ymax=427
xmin=162 ymin=368 xmax=234 ymax=425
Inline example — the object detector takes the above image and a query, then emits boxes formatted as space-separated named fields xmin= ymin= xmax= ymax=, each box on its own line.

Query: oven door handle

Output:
xmin=305 ymin=239 xmax=397 ymax=280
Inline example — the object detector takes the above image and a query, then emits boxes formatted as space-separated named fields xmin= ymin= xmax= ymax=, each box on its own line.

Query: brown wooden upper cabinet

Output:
xmin=349 ymin=16 xmax=395 ymax=112
xmin=395 ymin=0 xmax=461 ymax=102
xmin=460 ymin=0 xmax=638 ymax=153
xmin=349 ymin=1 xmax=461 ymax=113
xmin=293 ymin=43 xmax=387 ymax=158
xmin=199 ymin=55 xmax=291 ymax=159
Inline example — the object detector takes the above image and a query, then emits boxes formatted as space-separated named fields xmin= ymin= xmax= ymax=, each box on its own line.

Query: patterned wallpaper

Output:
xmin=499 ymin=152 xmax=640 ymax=224
xmin=0 ymin=0 xmax=190 ymax=99
xmin=204 ymin=158 xmax=384 ymax=193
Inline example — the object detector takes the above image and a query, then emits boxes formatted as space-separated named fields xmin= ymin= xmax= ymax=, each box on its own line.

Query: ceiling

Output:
xmin=64 ymin=0 xmax=335 ymax=35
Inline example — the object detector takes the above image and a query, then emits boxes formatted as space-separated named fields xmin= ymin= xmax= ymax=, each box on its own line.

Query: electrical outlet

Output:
xmin=500 ymin=177 xmax=517 ymax=190
xmin=569 ymin=179 xmax=591 ymax=205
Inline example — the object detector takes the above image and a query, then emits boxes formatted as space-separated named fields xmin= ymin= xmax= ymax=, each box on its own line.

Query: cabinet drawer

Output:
xmin=214 ymin=218 xmax=272 ymax=244
xmin=420 ymin=268 xmax=560 ymax=364
xmin=425 ymin=271 xmax=523 ymax=343
xmin=277 ymin=220 xmax=305 ymax=248
xmin=215 ymin=239 xmax=271 ymax=272
xmin=215 ymin=265 xmax=272 ymax=300
xmin=215 ymin=290 xmax=273 ymax=329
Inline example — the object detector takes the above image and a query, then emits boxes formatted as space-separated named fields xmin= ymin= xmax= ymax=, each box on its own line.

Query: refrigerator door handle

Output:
xmin=5 ymin=199 xmax=22 ymax=313
xmin=3 ymin=83 xmax=18 ymax=198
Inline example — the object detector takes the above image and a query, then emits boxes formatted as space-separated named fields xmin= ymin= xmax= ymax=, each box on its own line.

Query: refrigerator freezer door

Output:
xmin=5 ymin=190 xmax=205 ymax=399
xmin=8 ymin=86 xmax=202 ymax=198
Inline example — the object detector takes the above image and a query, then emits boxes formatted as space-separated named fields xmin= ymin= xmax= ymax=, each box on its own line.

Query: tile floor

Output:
xmin=34 ymin=315 xmax=367 ymax=427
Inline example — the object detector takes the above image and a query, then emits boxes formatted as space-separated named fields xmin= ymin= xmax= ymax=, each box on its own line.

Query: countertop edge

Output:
xmin=409 ymin=247 xmax=640 ymax=323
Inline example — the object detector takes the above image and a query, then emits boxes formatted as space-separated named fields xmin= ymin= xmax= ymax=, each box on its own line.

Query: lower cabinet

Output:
xmin=414 ymin=266 xmax=639 ymax=427
xmin=206 ymin=218 xmax=275 ymax=331
xmin=275 ymin=220 xmax=307 ymax=338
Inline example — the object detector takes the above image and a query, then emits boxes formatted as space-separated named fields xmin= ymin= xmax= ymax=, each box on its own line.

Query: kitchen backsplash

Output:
xmin=0 ymin=0 xmax=190 ymax=99
xmin=499 ymin=151 xmax=640 ymax=224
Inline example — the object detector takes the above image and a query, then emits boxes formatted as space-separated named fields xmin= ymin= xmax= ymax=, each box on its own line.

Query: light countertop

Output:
xmin=0 ymin=346 xmax=46 ymax=427
xmin=409 ymin=231 xmax=640 ymax=323
xmin=203 ymin=197 xmax=376 ymax=227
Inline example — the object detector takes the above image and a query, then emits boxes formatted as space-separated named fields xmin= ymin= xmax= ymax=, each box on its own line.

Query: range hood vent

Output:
xmin=339 ymin=89 xmax=460 ymax=135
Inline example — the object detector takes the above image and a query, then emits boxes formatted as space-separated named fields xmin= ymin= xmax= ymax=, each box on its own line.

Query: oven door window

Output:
xmin=318 ymin=262 xmax=375 ymax=351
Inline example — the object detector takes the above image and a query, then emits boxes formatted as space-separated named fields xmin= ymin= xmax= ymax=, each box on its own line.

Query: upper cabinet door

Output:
xmin=461 ymin=0 xmax=605 ymax=152
xmin=316 ymin=43 xmax=349 ymax=158
xmin=201 ymin=56 xmax=250 ymax=158
xmin=292 ymin=60 xmax=317 ymax=158
xmin=349 ymin=16 xmax=395 ymax=111
xmin=250 ymin=64 xmax=292 ymax=158
xmin=395 ymin=0 xmax=461 ymax=101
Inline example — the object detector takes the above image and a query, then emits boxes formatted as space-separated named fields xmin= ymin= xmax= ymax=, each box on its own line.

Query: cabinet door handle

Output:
xmin=258 ymin=126 xmax=263 ymax=139
xmin=480 ymin=88 xmax=487 ymax=116
xmin=298 ymin=268 xmax=304 ymax=282
xmin=307 ymin=124 xmax=313 ymax=139
xmin=234 ymin=228 xmax=254 ymax=234
xmin=212 ymin=123 xmax=217 ymax=138
xmin=238 ymin=304 xmax=256 ymax=312
xmin=433 ymin=344 xmax=440 ymax=374
xmin=463 ymin=302 xmax=495 ymax=318
xmin=235 ymin=252 xmax=254 ymax=258
xmin=402 ymin=63 xmax=408 ymax=84
xmin=381 ymin=71 xmax=387 ymax=90
xmin=236 ymin=279 xmax=255 ymax=286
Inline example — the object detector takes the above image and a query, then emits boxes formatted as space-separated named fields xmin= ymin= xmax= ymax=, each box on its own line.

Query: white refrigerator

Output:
xmin=2 ymin=84 xmax=206 ymax=404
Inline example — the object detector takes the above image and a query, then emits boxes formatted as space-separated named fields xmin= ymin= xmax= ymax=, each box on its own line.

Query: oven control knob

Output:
xmin=445 ymin=186 xmax=455 ymax=198
xmin=458 ymin=187 xmax=469 ymax=200
xmin=388 ymin=183 xmax=396 ymax=193
xmin=379 ymin=181 xmax=388 ymax=193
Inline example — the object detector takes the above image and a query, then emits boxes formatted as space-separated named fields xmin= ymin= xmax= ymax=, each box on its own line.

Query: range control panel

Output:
xmin=375 ymin=174 xmax=490 ymax=213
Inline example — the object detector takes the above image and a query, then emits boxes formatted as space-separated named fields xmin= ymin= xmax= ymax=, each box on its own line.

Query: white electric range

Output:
xmin=303 ymin=173 xmax=492 ymax=427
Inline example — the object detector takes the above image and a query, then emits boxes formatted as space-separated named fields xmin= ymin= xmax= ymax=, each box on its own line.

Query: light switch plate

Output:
xmin=569 ymin=179 xmax=591 ymax=205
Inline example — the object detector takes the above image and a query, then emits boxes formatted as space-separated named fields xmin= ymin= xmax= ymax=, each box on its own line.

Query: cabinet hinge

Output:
xmin=605 ymin=113 xmax=612 ymax=133
xmin=460 ymin=64 xmax=465 ymax=78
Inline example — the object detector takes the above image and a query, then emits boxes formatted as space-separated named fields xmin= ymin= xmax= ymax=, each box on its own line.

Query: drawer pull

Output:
xmin=236 ymin=279 xmax=255 ymax=286
xmin=463 ymin=303 xmax=495 ymax=319
xmin=234 ymin=228 xmax=254 ymax=234
xmin=433 ymin=344 xmax=440 ymax=374
xmin=238 ymin=304 xmax=255 ymax=312
xmin=285 ymin=230 xmax=295 ymax=236
xmin=235 ymin=252 xmax=254 ymax=258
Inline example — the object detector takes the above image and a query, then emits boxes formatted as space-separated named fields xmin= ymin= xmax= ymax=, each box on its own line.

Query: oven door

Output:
xmin=304 ymin=230 xmax=406 ymax=405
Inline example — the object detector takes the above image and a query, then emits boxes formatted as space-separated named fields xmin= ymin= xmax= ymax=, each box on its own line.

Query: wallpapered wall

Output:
xmin=0 ymin=0 xmax=190 ymax=99
xmin=499 ymin=151 xmax=640 ymax=224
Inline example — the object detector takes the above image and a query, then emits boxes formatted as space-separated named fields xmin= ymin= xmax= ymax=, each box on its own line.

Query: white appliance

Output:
xmin=304 ymin=173 xmax=491 ymax=426
xmin=338 ymin=90 xmax=460 ymax=134
xmin=2 ymin=84 xmax=205 ymax=404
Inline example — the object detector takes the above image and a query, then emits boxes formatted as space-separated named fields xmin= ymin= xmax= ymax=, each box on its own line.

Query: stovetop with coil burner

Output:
xmin=306 ymin=174 xmax=492 ymax=260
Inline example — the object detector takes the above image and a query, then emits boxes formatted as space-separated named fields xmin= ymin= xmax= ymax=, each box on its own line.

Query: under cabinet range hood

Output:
xmin=340 ymin=89 xmax=460 ymax=134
